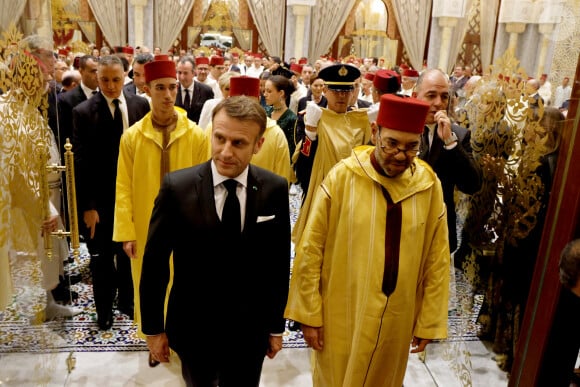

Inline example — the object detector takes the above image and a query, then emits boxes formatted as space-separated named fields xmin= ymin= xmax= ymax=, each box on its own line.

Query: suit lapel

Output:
xmin=243 ymin=166 xmax=260 ymax=236
xmin=428 ymin=124 xmax=445 ymax=163
xmin=198 ymin=162 xmax=220 ymax=226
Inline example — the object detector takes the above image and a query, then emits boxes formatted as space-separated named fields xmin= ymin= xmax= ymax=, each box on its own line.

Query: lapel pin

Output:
xmin=253 ymin=186 xmax=258 ymax=191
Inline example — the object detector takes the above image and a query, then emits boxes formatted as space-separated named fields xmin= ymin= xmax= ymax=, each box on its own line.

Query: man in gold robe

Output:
xmin=292 ymin=64 xmax=372 ymax=244
xmin=285 ymin=94 xmax=450 ymax=386
xmin=113 ymin=56 xmax=208 ymax=348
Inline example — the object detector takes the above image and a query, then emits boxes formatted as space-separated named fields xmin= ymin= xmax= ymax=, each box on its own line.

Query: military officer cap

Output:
xmin=318 ymin=64 xmax=361 ymax=91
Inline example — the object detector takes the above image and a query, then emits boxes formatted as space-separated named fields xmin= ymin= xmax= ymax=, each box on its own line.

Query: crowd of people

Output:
xmin=1 ymin=32 xmax=578 ymax=386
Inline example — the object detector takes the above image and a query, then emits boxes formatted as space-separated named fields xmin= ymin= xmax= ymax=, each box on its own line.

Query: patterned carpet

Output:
xmin=0 ymin=186 xmax=482 ymax=353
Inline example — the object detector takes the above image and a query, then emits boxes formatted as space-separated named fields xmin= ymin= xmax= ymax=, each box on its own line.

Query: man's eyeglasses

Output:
xmin=377 ymin=136 xmax=420 ymax=157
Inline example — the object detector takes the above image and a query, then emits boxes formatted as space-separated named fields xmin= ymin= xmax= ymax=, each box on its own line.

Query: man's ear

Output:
xmin=370 ymin=122 xmax=379 ymax=145
xmin=254 ymin=136 xmax=265 ymax=154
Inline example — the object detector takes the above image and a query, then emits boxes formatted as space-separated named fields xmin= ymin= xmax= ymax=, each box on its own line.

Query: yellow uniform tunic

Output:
xmin=285 ymin=147 xmax=450 ymax=387
xmin=113 ymin=109 xmax=208 ymax=337
xmin=291 ymin=108 xmax=371 ymax=244
xmin=205 ymin=117 xmax=293 ymax=182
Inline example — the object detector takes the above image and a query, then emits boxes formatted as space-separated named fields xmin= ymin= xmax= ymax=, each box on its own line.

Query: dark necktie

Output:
xmin=91 ymin=90 xmax=98 ymax=96
xmin=113 ymin=98 xmax=122 ymax=130
xmin=422 ymin=126 xmax=430 ymax=157
xmin=183 ymin=88 xmax=191 ymax=108
xmin=222 ymin=179 xmax=241 ymax=236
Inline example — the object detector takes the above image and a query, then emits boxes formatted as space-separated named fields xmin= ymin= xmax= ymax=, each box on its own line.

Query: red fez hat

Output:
xmin=196 ymin=56 xmax=209 ymax=66
xmin=290 ymin=63 xmax=303 ymax=75
xmin=232 ymin=52 xmax=239 ymax=58
xmin=399 ymin=63 xmax=409 ymax=70
xmin=210 ymin=56 xmax=224 ymax=66
xmin=154 ymin=54 xmax=170 ymax=61
xmin=377 ymin=95 xmax=430 ymax=134
xmin=144 ymin=59 xmax=176 ymax=83
xmin=253 ymin=53 xmax=262 ymax=59
xmin=373 ymin=69 xmax=401 ymax=94
xmin=122 ymin=46 xmax=134 ymax=54
xmin=402 ymin=68 xmax=419 ymax=78
xmin=229 ymin=76 xmax=260 ymax=98
xmin=57 ymin=48 xmax=68 ymax=56
xmin=298 ymin=57 xmax=308 ymax=65
xmin=364 ymin=72 xmax=375 ymax=82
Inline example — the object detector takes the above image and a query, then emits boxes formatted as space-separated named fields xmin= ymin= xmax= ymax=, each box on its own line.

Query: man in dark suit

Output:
xmin=58 ymin=55 xmax=99 ymax=154
xmin=123 ymin=52 xmax=154 ymax=98
xmin=72 ymin=55 xmax=150 ymax=330
xmin=174 ymin=56 xmax=214 ymax=124
xmin=414 ymin=68 xmax=481 ymax=253
xmin=140 ymin=96 xmax=290 ymax=386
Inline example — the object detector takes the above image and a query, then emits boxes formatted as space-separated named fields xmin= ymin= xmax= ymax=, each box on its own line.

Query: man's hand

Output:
xmin=83 ymin=210 xmax=99 ymax=239
xmin=410 ymin=336 xmax=432 ymax=353
xmin=302 ymin=324 xmax=324 ymax=351
xmin=41 ymin=215 xmax=59 ymax=236
xmin=146 ymin=333 xmax=171 ymax=363
xmin=304 ymin=101 xmax=323 ymax=130
xmin=266 ymin=335 xmax=283 ymax=359
xmin=123 ymin=241 xmax=137 ymax=259
xmin=434 ymin=110 xmax=453 ymax=142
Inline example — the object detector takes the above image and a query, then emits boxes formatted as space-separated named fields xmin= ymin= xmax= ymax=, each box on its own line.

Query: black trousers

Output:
xmin=174 ymin=333 xmax=269 ymax=387
xmin=86 ymin=222 xmax=133 ymax=321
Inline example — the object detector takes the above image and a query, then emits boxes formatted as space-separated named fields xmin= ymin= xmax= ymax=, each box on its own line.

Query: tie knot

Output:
xmin=91 ymin=90 xmax=98 ymax=95
xmin=113 ymin=98 xmax=120 ymax=107
xmin=184 ymin=88 xmax=190 ymax=95
xmin=223 ymin=179 xmax=237 ymax=194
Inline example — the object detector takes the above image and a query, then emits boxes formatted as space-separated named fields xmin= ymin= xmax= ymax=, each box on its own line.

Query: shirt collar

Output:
xmin=102 ymin=92 xmax=127 ymax=106
xmin=80 ymin=82 xmax=97 ymax=97
xmin=211 ymin=160 xmax=248 ymax=189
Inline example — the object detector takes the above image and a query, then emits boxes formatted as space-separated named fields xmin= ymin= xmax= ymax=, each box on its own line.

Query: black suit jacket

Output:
xmin=123 ymin=82 xmax=137 ymax=95
xmin=58 ymin=85 xmax=89 ymax=155
xmin=419 ymin=124 xmax=481 ymax=252
xmin=72 ymin=91 xmax=150 ymax=231
xmin=174 ymin=82 xmax=214 ymax=124
xmin=140 ymin=161 xmax=291 ymax=352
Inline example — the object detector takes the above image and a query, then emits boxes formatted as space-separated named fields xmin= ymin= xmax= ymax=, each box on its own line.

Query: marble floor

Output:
xmin=0 ymin=339 xmax=512 ymax=386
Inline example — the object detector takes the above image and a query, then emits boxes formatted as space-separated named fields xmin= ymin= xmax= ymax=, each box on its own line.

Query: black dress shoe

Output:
xmin=97 ymin=313 xmax=113 ymax=330
xmin=63 ymin=274 xmax=82 ymax=285
xmin=148 ymin=351 xmax=160 ymax=368
xmin=51 ymin=283 xmax=79 ymax=303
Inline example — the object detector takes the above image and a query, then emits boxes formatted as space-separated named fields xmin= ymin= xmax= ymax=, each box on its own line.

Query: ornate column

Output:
xmin=437 ymin=17 xmax=458 ymax=72
xmin=287 ymin=0 xmax=315 ymax=60
xmin=505 ymin=23 xmax=526 ymax=53
xmin=131 ymin=0 xmax=149 ymax=47
xmin=534 ymin=0 xmax=565 ymax=77
xmin=498 ymin=0 xmax=535 ymax=54
xmin=432 ymin=0 xmax=469 ymax=72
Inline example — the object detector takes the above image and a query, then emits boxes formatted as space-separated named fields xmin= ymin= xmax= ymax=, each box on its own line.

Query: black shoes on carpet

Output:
xmin=97 ymin=311 xmax=113 ymax=330
xmin=51 ymin=276 xmax=79 ymax=304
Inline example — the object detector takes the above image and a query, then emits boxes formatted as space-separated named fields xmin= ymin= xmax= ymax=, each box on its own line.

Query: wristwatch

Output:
xmin=444 ymin=132 xmax=458 ymax=146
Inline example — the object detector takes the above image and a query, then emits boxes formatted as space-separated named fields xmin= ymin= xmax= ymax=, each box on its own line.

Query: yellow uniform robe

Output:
xmin=285 ymin=147 xmax=450 ymax=387
xmin=291 ymin=108 xmax=371 ymax=244
xmin=113 ymin=109 xmax=208 ymax=337
xmin=205 ymin=117 xmax=293 ymax=182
